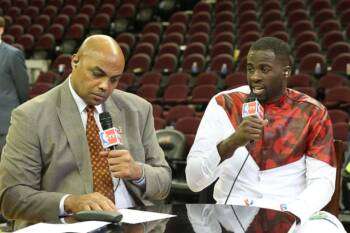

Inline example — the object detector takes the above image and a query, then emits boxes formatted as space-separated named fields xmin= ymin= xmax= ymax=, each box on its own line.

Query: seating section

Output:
xmin=3 ymin=0 xmax=350 ymax=204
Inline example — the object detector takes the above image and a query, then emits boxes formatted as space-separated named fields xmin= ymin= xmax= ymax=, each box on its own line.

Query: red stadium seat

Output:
xmin=53 ymin=14 xmax=70 ymax=28
xmin=158 ymin=42 xmax=180 ymax=57
xmin=116 ymin=33 xmax=136 ymax=49
xmin=331 ymin=53 xmax=350 ymax=73
xmin=190 ymin=85 xmax=217 ymax=104
xmin=169 ymin=12 xmax=188 ymax=25
xmin=165 ymin=105 xmax=196 ymax=124
xmin=167 ymin=72 xmax=190 ymax=86
xmin=134 ymin=42 xmax=155 ymax=58
xmin=196 ymin=72 xmax=219 ymax=86
xmin=60 ymin=5 xmax=77 ymax=17
xmin=210 ymin=54 xmax=234 ymax=74
xmin=163 ymin=85 xmax=189 ymax=104
xmin=42 ymin=5 xmax=58 ymax=18
xmin=225 ymin=72 xmax=248 ymax=89
xmin=183 ymin=42 xmax=207 ymax=58
xmin=153 ymin=54 xmax=178 ymax=74
xmin=127 ymin=54 xmax=151 ymax=74
xmin=139 ymin=72 xmax=162 ymax=86
xmin=299 ymin=53 xmax=326 ymax=74
xmin=287 ymin=73 xmax=312 ymax=88
xmin=328 ymin=109 xmax=350 ymax=124
xmin=27 ymin=24 xmax=44 ymax=39
xmin=47 ymin=24 xmax=65 ymax=41
xmin=137 ymin=84 xmax=159 ymax=103
xmin=181 ymin=54 xmax=206 ymax=74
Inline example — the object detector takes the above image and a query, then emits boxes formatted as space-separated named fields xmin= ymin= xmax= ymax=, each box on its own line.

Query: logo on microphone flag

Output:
xmin=99 ymin=127 xmax=122 ymax=148
xmin=242 ymin=100 xmax=264 ymax=119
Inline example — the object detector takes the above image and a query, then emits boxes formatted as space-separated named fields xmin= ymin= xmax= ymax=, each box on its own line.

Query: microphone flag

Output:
xmin=99 ymin=127 xmax=123 ymax=149
xmin=242 ymin=99 xmax=264 ymax=120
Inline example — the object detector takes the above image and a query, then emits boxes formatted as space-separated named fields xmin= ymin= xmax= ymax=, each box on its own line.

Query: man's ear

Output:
xmin=71 ymin=54 xmax=79 ymax=68
xmin=284 ymin=66 xmax=291 ymax=77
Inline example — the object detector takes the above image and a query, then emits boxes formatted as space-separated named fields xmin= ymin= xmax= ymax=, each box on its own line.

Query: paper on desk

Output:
xmin=14 ymin=209 xmax=175 ymax=233
xmin=119 ymin=209 xmax=176 ymax=224
xmin=14 ymin=221 xmax=109 ymax=233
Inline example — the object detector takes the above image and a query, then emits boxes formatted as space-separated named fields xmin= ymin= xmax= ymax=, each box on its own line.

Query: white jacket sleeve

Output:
xmin=186 ymin=96 xmax=235 ymax=192
xmin=286 ymin=157 xmax=336 ymax=222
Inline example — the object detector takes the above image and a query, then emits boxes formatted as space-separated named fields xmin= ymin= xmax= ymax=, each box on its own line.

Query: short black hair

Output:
xmin=249 ymin=37 xmax=291 ymax=65
xmin=0 ymin=16 xmax=5 ymax=28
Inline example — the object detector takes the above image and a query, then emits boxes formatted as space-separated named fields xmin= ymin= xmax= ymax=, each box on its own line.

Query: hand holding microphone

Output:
xmin=218 ymin=95 xmax=267 ymax=161
xmin=98 ymin=112 xmax=143 ymax=180
xmin=236 ymin=97 xmax=268 ymax=146
xmin=100 ymin=149 xmax=142 ymax=180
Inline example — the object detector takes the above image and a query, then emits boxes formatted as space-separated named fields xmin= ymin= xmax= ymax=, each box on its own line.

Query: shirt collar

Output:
xmin=263 ymin=90 xmax=288 ymax=108
xmin=68 ymin=77 xmax=103 ymax=114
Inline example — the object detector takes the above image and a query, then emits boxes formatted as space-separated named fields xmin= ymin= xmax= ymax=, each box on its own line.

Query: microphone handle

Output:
xmin=108 ymin=144 xmax=126 ymax=151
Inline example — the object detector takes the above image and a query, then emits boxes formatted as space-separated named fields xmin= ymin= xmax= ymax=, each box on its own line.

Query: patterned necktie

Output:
xmin=85 ymin=105 xmax=115 ymax=203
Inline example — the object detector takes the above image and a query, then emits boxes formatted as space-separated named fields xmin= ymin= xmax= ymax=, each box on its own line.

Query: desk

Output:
xmin=99 ymin=204 xmax=296 ymax=233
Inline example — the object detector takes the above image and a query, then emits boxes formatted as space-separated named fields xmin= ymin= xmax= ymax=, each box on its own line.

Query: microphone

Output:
xmin=59 ymin=210 xmax=123 ymax=223
xmin=242 ymin=94 xmax=264 ymax=120
xmin=99 ymin=110 xmax=124 ymax=190
xmin=99 ymin=111 xmax=123 ymax=150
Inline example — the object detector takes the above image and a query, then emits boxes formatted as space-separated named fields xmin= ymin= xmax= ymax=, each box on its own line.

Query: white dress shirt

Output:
xmin=186 ymin=86 xmax=336 ymax=222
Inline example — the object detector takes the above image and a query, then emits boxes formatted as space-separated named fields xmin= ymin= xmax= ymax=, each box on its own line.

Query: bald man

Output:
xmin=0 ymin=35 xmax=171 ymax=230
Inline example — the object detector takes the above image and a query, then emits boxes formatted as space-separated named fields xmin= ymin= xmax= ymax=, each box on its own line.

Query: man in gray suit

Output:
xmin=0 ymin=35 xmax=171 ymax=230
xmin=0 ymin=16 xmax=29 ymax=157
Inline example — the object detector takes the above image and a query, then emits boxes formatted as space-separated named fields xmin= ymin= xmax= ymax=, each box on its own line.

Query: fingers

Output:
xmin=99 ymin=149 xmax=129 ymax=159
xmin=68 ymin=193 xmax=117 ymax=213
xmin=108 ymin=154 xmax=132 ymax=166
xmin=104 ymin=198 xmax=117 ymax=211
xmin=91 ymin=193 xmax=117 ymax=211
xmin=236 ymin=116 xmax=267 ymax=143
xmin=96 ymin=199 xmax=115 ymax=212
xmin=106 ymin=149 xmax=129 ymax=158
xmin=110 ymin=164 xmax=133 ymax=179
xmin=89 ymin=202 xmax=103 ymax=211
xmin=109 ymin=160 xmax=141 ymax=180
xmin=242 ymin=116 xmax=265 ymax=129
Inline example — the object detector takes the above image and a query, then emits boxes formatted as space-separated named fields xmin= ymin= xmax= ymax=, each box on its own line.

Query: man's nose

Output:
xmin=250 ymin=71 xmax=262 ymax=81
xmin=98 ymin=78 xmax=109 ymax=91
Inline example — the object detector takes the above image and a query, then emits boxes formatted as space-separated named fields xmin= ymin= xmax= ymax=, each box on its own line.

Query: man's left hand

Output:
xmin=100 ymin=150 xmax=142 ymax=180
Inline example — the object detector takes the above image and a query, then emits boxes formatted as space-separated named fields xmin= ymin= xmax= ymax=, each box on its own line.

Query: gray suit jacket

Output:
xmin=0 ymin=79 xmax=171 ymax=229
xmin=0 ymin=42 xmax=29 ymax=134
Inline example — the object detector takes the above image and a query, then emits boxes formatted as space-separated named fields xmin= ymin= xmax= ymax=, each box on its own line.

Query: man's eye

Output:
xmin=111 ymin=77 xmax=119 ymax=83
xmin=92 ymin=71 xmax=103 ymax=77
xmin=261 ymin=67 xmax=270 ymax=73
xmin=247 ymin=67 xmax=254 ymax=73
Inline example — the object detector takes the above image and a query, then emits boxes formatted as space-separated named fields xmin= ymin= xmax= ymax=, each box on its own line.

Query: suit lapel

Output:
xmin=0 ymin=42 xmax=5 ymax=51
xmin=104 ymin=95 xmax=128 ymax=148
xmin=56 ymin=80 xmax=92 ymax=193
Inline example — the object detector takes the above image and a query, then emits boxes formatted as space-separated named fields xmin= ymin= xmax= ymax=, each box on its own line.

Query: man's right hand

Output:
xmin=64 ymin=192 xmax=116 ymax=213
xmin=217 ymin=116 xmax=268 ymax=161
xmin=234 ymin=116 xmax=268 ymax=147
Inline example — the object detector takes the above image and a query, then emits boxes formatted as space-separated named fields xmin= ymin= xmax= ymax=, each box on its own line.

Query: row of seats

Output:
xmin=31 ymin=60 xmax=350 ymax=109
xmin=4 ymin=0 xmax=350 ymax=76
xmin=111 ymin=0 xmax=350 ymax=77
xmin=0 ymin=0 xmax=161 ymax=57
xmin=31 ymin=68 xmax=350 ymax=120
